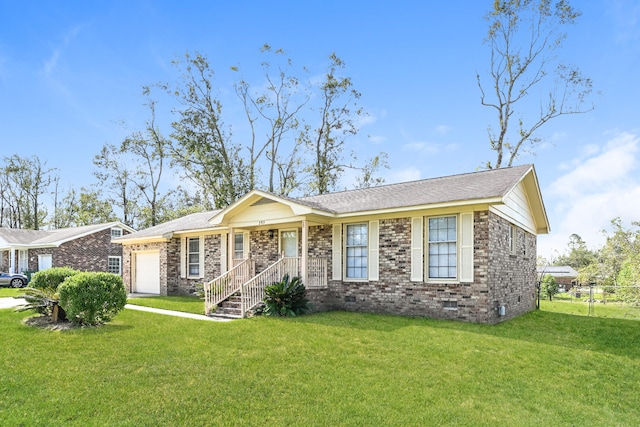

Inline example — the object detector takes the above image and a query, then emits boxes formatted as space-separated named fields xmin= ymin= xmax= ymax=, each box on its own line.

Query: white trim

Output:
xmin=411 ymin=217 xmax=423 ymax=282
xmin=279 ymin=229 xmax=299 ymax=257
xmin=107 ymin=255 xmax=122 ymax=275
xmin=243 ymin=231 xmax=250 ymax=259
xmin=332 ymin=224 xmax=342 ymax=281
xmin=368 ymin=220 xmax=379 ymax=281
xmin=180 ymin=236 xmax=187 ymax=278
xmin=199 ymin=236 xmax=205 ymax=279
xmin=220 ymin=233 xmax=228 ymax=274
xmin=460 ymin=212 xmax=474 ymax=283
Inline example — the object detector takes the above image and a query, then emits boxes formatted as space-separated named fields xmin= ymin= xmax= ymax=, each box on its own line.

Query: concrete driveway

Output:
xmin=0 ymin=297 xmax=26 ymax=309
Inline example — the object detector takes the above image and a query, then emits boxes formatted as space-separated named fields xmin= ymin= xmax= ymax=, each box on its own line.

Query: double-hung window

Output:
xmin=234 ymin=233 xmax=244 ymax=260
xmin=345 ymin=223 xmax=368 ymax=279
xmin=509 ymin=225 xmax=517 ymax=255
xmin=428 ymin=216 xmax=457 ymax=279
xmin=188 ymin=237 xmax=200 ymax=277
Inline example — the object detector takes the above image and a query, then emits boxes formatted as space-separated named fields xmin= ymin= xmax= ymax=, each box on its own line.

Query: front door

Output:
xmin=280 ymin=230 xmax=298 ymax=257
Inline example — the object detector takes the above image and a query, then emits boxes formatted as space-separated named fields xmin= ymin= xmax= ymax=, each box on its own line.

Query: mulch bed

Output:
xmin=23 ymin=315 xmax=79 ymax=331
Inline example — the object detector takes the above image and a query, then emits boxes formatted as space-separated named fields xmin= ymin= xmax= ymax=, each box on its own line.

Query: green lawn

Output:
xmin=1 ymin=307 xmax=639 ymax=426
xmin=127 ymin=295 xmax=205 ymax=314
xmin=0 ymin=287 xmax=24 ymax=298
xmin=541 ymin=296 xmax=640 ymax=320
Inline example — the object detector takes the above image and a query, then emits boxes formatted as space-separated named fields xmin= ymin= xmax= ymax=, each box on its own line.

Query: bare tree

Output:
xmin=477 ymin=0 xmax=594 ymax=169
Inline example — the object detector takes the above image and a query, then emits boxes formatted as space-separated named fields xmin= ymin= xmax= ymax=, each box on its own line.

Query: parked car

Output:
xmin=0 ymin=271 xmax=29 ymax=288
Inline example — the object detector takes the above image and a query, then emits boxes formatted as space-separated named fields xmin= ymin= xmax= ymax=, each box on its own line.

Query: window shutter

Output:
xmin=220 ymin=234 xmax=228 ymax=274
xmin=180 ymin=236 xmax=187 ymax=278
xmin=411 ymin=217 xmax=423 ymax=282
xmin=199 ymin=236 xmax=205 ymax=278
xmin=243 ymin=231 xmax=250 ymax=259
xmin=460 ymin=212 xmax=474 ymax=283
xmin=332 ymin=224 xmax=342 ymax=281
xmin=368 ymin=220 xmax=379 ymax=281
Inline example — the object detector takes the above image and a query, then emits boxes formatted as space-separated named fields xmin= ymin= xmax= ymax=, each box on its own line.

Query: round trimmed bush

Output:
xmin=58 ymin=272 xmax=127 ymax=326
xmin=30 ymin=267 xmax=80 ymax=291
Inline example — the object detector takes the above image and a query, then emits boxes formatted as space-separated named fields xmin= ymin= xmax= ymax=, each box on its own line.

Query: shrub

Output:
xmin=16 ymin=286 xmax=67 ymax=322
xmin=30 ymin=267 xmax=80 ymax=291
xmin=58 ymin=272 xmax=127 ymax=326
xmin=263 ymin=274 xmax=310 ymax=317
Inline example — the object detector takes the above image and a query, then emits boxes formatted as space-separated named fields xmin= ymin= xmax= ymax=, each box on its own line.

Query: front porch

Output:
xmin=204 ymin=255 xmax=328 ymax=318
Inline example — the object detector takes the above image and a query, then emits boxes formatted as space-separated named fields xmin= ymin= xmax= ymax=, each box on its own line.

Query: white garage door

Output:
xmin=135 ymin=252 xmax=160 ymax=294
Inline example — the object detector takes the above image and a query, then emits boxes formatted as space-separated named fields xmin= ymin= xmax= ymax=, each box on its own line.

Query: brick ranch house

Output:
xmin=0 ymin=222 xmax=135 ymax=277
xmin=115 ymin=164 xmax=549 ymax=323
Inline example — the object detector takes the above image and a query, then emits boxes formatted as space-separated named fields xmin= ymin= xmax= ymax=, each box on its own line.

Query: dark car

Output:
xmin=0 ymin=271 xmax=29 ymax=288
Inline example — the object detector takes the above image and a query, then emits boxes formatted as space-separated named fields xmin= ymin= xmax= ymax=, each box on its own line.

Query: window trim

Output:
xmin=426 ymin=215 xmax=459 ymax=282
xmin=344 ymin=223 xmax=369 ymax=281
xmin=233 ymin=233 xmax=244 ymax=260
xmin=187 ymin=237 xmax=200 ymax=278
xmin=107 ymin=256 xmax=122 ymax=275
xmin=279 ymin=229 xmax=299 ymax=258
xmin=111 ymin=228 xmax=123 ymax=238
xmin=509 ymin=224 xmax=517 ymax=255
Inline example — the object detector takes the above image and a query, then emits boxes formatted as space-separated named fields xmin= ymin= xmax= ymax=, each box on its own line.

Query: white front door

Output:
xmin=280 ymin=230 xmax=298 ymax=257
xmin=38 ymin=254 xmax=53 ymax=271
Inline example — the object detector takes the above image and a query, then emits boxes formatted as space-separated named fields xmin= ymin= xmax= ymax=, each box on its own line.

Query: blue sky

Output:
xmin=1 ymin=1 xmax=639 ymax=259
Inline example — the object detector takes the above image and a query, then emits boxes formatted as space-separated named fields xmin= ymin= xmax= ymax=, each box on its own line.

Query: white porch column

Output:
xmin=301 ymin=220 xmax=308 ymax=285
xmin=10 ymin=248 xmax=15 ymax=274
xmin=227 ymin=227 xmax=234 ymax=271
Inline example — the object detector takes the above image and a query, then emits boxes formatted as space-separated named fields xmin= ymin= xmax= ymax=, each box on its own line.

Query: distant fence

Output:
xmin=541 ymin=285 xmax=640 ymax=320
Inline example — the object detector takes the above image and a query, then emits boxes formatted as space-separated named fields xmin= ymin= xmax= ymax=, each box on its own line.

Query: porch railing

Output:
xmin=240 ymin=256 xmax=328 ymax=316
xmin=204 ymin=258 xmax=255 ymax=315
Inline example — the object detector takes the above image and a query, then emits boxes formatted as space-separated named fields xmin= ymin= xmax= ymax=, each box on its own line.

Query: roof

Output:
xmin=0 ymin=222 xmax=134 ymax=249
xmin=297 ymin=164 xmax=534 ymax=214
xmin=113 ymin=210 xmax=221 ymax=242
xmin=537 ymin=266 xmax=579 ymax=277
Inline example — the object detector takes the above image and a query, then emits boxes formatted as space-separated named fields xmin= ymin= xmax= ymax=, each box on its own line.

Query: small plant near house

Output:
xmin=58 ymin=272 xmax=127 ymax=326
xmin=263 ymin=274 xmax=310 ymax=317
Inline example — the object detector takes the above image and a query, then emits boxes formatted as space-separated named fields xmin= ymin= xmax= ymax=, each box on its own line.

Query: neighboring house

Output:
xmin=537 ymin=266 xmax=579 ymax=291
xmin=115 ymin=164 xmax=549 ymax=324
xmin=0 ymin=222 xmax=135 ymax=276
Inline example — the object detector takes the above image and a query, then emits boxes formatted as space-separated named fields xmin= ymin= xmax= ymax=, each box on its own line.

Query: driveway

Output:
xmin=0 ymin=297 xmax=25 ymax=309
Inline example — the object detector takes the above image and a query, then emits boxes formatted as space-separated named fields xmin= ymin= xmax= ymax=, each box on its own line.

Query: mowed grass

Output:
xmin=127 ymin=295 xmax=205 ymax=315
xmin=0 ymin=287 xmax=24 ymax=298
xmin=1 ymin=307 xmax=639 ymax=426
xmin=541 ymin=296 xmax=640 ymax=320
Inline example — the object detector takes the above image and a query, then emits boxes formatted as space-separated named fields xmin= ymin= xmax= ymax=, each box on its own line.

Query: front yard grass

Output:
xmin=0 ymin=287 xmax=24 ymax=298
xmin=1 ymin=307 xmax=639 ymax=426
xmin=127 ymin=295 xmax=204 ymax=315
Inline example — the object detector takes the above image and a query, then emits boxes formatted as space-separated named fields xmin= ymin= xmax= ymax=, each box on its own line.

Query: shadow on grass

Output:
xmin=288 ymin=309 xmax=640 ymax=360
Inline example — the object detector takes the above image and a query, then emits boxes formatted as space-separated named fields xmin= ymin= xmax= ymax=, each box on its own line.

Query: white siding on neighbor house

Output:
xmin=493 ymin=181 xmax=537 ymax=233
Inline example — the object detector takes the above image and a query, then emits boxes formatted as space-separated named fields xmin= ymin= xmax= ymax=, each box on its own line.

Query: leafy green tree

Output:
xmin=555 ymin=234 xmax=598 ymax=270
xmin=0 ymin=155 xmax=55 ymax=229
xmin=540 ymin=273 xmax=559 ymax=301
xmin=477 ymin=0 xmax=594 ymax=168
xmin=53 ymin=187 xmax=117 ymax=228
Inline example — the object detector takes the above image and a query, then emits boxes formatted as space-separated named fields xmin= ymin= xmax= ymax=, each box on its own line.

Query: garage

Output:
xmin=134 ymin=251 xmax=160 ymax=294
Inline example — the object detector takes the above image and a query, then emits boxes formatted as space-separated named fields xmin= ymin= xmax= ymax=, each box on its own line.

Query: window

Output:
xmin=280 ymin=230 xmax=298 ymax=257
xmin=428 ymin=216 xmax=457 ymax=279
xmin=108 ymin=256 xmax=122 ymax=275
xmin=346 ymin=223 xmax=368 ymax=279
xmin=18 ymin=250 xmax=28 ymax=273
xmin=509 ymin=225 xmax=517 ymax=255
xmin=234 ymin=233 xmax=244 ymax=260
xmin=188 ymin=237 xmax=200 ymax=276
xmin=443 ymin=300 xmax=458 ymax=310
xmin=111 ymin=228 xmax=122 ymax=238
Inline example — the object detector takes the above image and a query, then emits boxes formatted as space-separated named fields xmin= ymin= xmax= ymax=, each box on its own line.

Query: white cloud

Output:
xmin=539 ymin=132 xmax=640 ymax=258
xmin=42 ymin=25 xmax=81 ymax=76
xmin=386 ymin=166 xmax=421 ymax=184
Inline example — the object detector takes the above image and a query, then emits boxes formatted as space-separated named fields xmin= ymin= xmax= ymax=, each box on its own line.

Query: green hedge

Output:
xmin=30 ymin=267 xmax=80 ymax=291
xmin=58 ymin=272 xmax=127 ymax=326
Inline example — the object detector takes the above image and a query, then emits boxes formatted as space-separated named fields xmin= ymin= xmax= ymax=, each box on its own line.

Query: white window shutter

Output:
xmin=368 ymin=220 xmax=379 ymax=281
xmin=220 ymin=234 xmax=228 ymax=274
xmin=199 ymin=236 xmax=205 ymax=278
xmin=243 ymin=231 xmax=250 ymax=259
xmin=460 ymin=212 xmax=474 ymax=283
xmin=180 ymin=236 xmax=187 ymax=278
xmin=332 ymin=224 xmax=342 ymax=281
xmin=411 ymin=217 xmax=423 ymax=282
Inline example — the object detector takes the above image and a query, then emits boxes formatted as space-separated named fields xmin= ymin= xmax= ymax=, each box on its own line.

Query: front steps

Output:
xmin=209 ymin=294 xmax=243 ymax=319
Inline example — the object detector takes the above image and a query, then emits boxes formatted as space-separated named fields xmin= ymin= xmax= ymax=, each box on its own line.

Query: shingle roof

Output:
xmin=297 ymin=164 xmax=533 ymax=213
xmin=537 ymin=266 xmax=579 ymax=277
xmin=114 ymin=210 xmax=220 ymax=240
xmin=0 ymin=222 xmax=130 ymax=248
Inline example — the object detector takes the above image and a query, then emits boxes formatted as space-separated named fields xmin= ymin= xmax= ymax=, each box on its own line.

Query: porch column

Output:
xmin=10 ymin=248 xmax=15 ymax=274
xmin=301 ymin=220 xmax=308 ymax=285
xmin=228 ymin=227 xmax=234 ymax=271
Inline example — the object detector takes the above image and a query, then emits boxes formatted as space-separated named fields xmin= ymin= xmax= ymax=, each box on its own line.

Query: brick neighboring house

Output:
xmin=115 ymin=164 xmax=549 ymax=324
xmin=0 ymin=222 xmax=135 ymax=277
xmin=537 ymin=266 xmax=579 ymax=291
